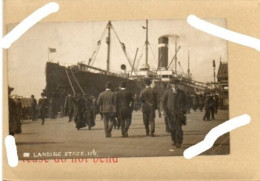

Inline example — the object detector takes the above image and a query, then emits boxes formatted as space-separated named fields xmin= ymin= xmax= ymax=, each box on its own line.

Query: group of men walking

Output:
xmin=30 ymin=93 xmax=48 ymax=125
xmin=97 ymin=81 xmax=133 ymax=138
xmin=9 ymin=78 xmax=219 ymax=149
xmin=95 ymin=78 xmax=187 ymax=148
xmin=203 ymin=94 xmax=219 ymax=121
xmin=64 ymin=92 xmax=96 ymax=130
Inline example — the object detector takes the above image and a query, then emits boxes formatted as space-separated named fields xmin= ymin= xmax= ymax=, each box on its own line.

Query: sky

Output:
xmin=8 ymin=18 xmax=227 ymax=98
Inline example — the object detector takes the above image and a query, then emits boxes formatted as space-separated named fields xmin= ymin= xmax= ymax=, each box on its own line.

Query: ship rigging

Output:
xmin=45 ymin=19 xmax=216 ymax=103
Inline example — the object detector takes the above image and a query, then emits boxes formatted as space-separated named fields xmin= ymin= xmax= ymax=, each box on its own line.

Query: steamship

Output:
xmin=45 ymin=20 xmax=204 ymax=110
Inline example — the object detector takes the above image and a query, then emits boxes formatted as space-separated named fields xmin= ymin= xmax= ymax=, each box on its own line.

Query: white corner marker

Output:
xmin=183 ymin=114 xmax=251 ymax=159
xmin=187 ymin=15 xmax=260 ymax=51
xmin=3 ymin=2 xmax=60 ymax=167
xmin=0 ymin=2 xmax=59 ymax=49
xmin=5 ymin=136 xmax=18 ymax=167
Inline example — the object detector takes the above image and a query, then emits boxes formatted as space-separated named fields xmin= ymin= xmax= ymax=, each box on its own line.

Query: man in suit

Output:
xmin=161 ymin=83 xmax=171 ymax=133
xmin=162 ymin=79 xmax=186 ymax=148
xmin=208 ymin=94 xmax=215 ymax=120
xmin=64 ymin=92 xmax=74 ymax=122
xmin=203 ymin=94 xmax=210 ymax=121
xmin=214 ymin=94 xmax=219 ymax=114
xmin=30 ymin=95 xmax=37 ymax=121
xmin=116 ymin=82 xmax=134 ymax=137
xmin=114 ymin=87 xmax=121 ymax=129
xmin=38 ymin=93 xmax=48 ymax=125
xmin=14 ymin=98 xmax=22 ymax=134
xmin=8 ymin=86 xmax=16 ymax=135
xmin=97 ymin=81 xmax=117 ymax=138
xmin=140 ymin=78 xmax=157 ymax=137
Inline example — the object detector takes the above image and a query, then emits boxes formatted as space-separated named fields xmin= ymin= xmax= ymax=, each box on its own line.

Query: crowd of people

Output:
xmin=8 ymin=79 xmax=220 ymax=148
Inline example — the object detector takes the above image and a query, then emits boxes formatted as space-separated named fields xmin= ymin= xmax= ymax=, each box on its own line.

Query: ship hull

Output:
xmin=45 ymin=62 xmax=142 ymax=111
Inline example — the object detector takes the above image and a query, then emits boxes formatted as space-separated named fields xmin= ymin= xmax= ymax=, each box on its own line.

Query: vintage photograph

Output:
xmin=7 ymin=19 xmax=229 ymax=159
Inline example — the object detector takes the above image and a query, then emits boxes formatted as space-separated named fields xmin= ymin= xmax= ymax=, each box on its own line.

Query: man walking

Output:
xmin=97 ymin=82 xmax=117 ymax=138
xmin=30 ymin=95 xmax=37 ymax=121
xmin=209 ymin=94 xmax=215 ymax=120
xmin=140 ymin=79 xmax=157 ymax=137
xmin=64 ymin=92 xmax=74 ymax=122
xmin=214 ymin=94 xmax=219 ymax=114
xmin=84 ymin=94 xmax=96 ymax=130
xmin=161 ymin=83 xmax=171 ymax=133
xmin=116 ymin=82 xmax=133 ymax=137
xmin=203 ymin=94 xmax=210 ymax=121
xmin=163 ymin=79 xmax=186 ymax=148
xmin=38 ymin=93 xmax=48 ymax=125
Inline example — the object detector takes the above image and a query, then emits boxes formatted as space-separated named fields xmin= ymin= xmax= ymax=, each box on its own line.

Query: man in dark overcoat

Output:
xmin=64 ymin=92 xmax=74 ymax=122
xmin=116 ymin=82 xmax=134 ymax=137
xmin=203 ymin=94 xmax=210 ymax=121
xmin=8 ymin=86 xmax=16 ymax=135
xmin=38 ymin=93 xmax=48 ymax=125
xmin=140 ymin=78 xmax=157 ymax=137
xmin=30 ymin=95 xmax=37 ymax=121
xmin=162 ymin=79 xmax=186 ymax=148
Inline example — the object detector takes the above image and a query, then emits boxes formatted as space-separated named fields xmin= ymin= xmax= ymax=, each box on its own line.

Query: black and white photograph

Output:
xmin=7 ymin=18 xmax=229 ymax=159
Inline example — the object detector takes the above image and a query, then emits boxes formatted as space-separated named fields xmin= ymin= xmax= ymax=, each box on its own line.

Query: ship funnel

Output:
xmin=158 ymin=36 xmax=169 ymax=69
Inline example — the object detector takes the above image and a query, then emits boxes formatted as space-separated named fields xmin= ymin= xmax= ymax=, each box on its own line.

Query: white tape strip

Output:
xmin=5 ymin=136 xmax=18 ymax=167
xmin=0 ymin=2 xmax=59 ymax=49
xmin=187 ymin=15 xmax=260 ymax=51
xmin=183 ymin=114 xmax=251 ymax=159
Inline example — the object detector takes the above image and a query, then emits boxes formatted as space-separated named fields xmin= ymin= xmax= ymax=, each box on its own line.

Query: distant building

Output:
xmin=217 ymin=61 xmax=228 ymax=109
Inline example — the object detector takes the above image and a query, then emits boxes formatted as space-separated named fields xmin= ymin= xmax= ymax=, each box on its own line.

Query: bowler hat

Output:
xmin=144 ymin=78 xmax=151 ymax=86
xmin=120 ymin=81 xmax=126 ymax=88
xmin=8 ymin=86 xmax=14 ymax=94
xmin=105 ymin=81 xmax=112 ymax=89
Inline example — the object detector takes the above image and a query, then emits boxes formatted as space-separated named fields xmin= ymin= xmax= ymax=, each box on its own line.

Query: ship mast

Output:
xmin=145 ymin=19 xmax=149 ymax=68
xmin=175 ymin=36 xmax=178 ymax=74
xmin=106 ymin=21 xmax=111 ymax=72
xmin=188 ymin=51 xmax=190 ymax=77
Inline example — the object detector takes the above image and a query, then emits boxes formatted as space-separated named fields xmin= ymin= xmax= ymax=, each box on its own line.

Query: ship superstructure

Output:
xmin=45 ymin=20 xmax=214 ymax=112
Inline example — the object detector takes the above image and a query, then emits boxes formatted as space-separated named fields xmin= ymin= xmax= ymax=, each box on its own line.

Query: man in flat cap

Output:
xmin=162 ymin=79 xmax=186 ymax=148
xmin=97 ymin=81 xmax=117 ymax=137
xmin=140 ymin=78 xmax=157 ymax=137
xmin=116 ymin=81 xmax=134 ymax=137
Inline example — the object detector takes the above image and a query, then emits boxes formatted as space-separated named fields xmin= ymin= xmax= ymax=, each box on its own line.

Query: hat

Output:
xmin=8 ymin=86 xmax=14 ymax=94
xmin=120 ymin=82 xmax=126 ymax=88
xmin=144 ymin=78 xmax=151 ymax=86
xmin=105 ymin=81 xmax=112 ymax=89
